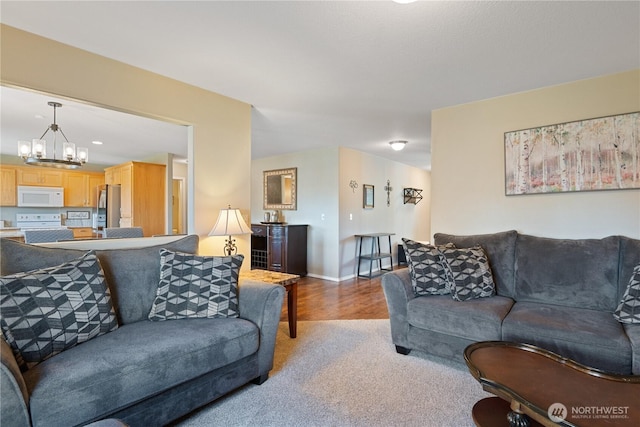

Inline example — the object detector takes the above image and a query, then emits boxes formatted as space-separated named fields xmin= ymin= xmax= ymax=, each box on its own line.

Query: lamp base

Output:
xmin=223 ymin=235 xmax=237 ymax=256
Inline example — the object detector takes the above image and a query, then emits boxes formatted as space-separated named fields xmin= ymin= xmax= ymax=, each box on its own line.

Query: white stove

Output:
xmin=16 ymin=213 xmax=66 ymax=230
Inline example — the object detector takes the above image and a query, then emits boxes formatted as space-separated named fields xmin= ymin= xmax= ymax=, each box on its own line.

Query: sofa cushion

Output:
xmin=24 ymin=318 xmax=259 ymax=427
xmin=434 ymin=230 xmax=517 ymax=298
xmin=502 ymin=302 xmax=632 ymax=374
xmin=149 ymin=250 xmax=243 ymax=320
xmin=407 ymin=294 xmax=514 ymax=341
xmin=614 ymin=264 xmax=640 ymax=323
xmin=0 ymin=236 xmax=200 ymax=325
xmin=514 ymin=234 xmax=620 ymax=311
xmin=440 ymin=246 xmax=496 ymax=301
xmin=401 ymin=238 xmax=452 ymax=296
xmin=0 ymin=252 xmax=118 ymax=372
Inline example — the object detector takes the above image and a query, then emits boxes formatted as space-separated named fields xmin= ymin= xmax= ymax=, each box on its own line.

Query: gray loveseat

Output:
xmin=382 ymin=230 xmax=640 ymax=375
xmin=0 ymin=236 xmax=285 ymax=427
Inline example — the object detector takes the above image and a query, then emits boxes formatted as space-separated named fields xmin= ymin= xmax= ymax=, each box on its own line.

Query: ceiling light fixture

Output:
xmin=392 ymin=0 xmax=417 ymax=4
xmin=18 ymin=101 xmax=88 ymax=169
xmin=389 ymin=140 xmax=408 ymax=151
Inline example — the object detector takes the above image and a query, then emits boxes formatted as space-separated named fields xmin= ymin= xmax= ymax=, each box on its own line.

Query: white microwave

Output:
xmin=17 ymin=186 xmax=64 ymax=207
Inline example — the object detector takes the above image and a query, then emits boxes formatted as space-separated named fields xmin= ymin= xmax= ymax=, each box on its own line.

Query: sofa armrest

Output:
xmin=1 ymin=337 xmax=30 ymax=427
xmin=624 ymin=323 xmax=640 ymax=375
xmin=238 ymin=281 xmax=285 ymax=378
xmin=381 ymin=269 xmax=416 ymax=350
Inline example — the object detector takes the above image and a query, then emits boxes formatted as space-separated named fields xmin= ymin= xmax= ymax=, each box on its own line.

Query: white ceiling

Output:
xmin=1 ymin=1 xmax=639 ymax=170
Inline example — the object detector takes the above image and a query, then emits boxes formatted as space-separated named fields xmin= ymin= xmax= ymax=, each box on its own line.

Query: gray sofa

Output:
xmin=382 ymin=230 xmax=640 ymax=375
xmin=0 ymin=236 xmax=285 ymax=427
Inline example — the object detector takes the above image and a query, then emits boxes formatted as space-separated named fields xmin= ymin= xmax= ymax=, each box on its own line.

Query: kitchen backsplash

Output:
xmin=1 ymin=206 xmax=93 ymax=228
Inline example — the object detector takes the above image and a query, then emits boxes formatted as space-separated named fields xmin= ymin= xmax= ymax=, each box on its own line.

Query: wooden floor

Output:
xmin=279 ymin=270 xmax=394 ymax=322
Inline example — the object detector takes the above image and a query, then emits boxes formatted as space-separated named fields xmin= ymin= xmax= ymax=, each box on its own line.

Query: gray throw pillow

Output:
xmin=0 ymin=251 xmax=118 ymax=371
xmin=402 ymin=238 xmax=453 ymax=296
xmin=614 ymin=264 xmax=640 ymax=324
xmin=439 ymin=245 xmax=496 ymax=301
xmin=148 ymin=249 xmax=243 ymax=320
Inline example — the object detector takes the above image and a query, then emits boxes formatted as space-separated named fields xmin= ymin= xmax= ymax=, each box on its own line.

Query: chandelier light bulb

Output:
xmin=77 ymin=147 xmax=89 ymax=163
xmin=32 ymin=139 xmax=46 ymax=158
xmin=18 ymin=141 xmax=31 ymax=158
xmin=63 ymin=142 xmax=76 ymax=160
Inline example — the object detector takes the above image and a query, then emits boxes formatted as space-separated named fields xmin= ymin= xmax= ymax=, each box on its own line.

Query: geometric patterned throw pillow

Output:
xmin=402 ymin=238 xmax=454 ymax=296
xmin=438 ymin=245 xmax=496 ymax=302
xmin=148 ymin=249 xmax=244 ymax=320
xmin=614 ymin=264 xmax=640 ymax=324
xmin=0 ymin=251 xmax=118 ymax=372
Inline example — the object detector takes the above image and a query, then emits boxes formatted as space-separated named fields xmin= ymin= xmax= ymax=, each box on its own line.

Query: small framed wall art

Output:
xmin=363 ymin=184 xmax=374 ymax=209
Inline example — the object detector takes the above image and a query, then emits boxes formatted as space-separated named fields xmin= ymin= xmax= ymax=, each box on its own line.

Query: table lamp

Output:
xmin=208 ymin=205 xmax=252 ymax=255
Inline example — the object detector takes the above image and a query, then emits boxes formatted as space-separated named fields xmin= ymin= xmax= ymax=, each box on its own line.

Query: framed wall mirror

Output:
xmin=264 ymin=167 xmax=297 ymax=210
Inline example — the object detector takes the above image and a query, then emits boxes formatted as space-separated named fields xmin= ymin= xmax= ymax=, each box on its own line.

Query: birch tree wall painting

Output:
xmin=505 ymin=112 xmax=640 ymax=195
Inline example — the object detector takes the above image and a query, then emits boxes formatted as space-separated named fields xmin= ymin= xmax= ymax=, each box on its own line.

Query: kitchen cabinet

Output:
xmin=104 ymin=167 xmax=121 ymax=186
xmin=17 ymin=168 xmax=63 ymax=187
xmin=63 ymin=171 xmax=105 ymax=207
xmin=119 ymin=163 xmax=133 ymax=219
xmin=104 ymin=161 xmax=166 ymax=237
xmin=0 ymin=167 xmax=17 ymax=206
xmin=251 ymin=224 xmax=308 ymax=276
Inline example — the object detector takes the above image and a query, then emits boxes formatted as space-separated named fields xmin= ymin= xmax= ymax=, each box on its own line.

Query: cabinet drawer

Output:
xmin=71 ymin=227 xmax=93 ymax=238
xmin=251 ymin=225 xmax=266 ymax=236
xmin=269 ymin=226 xmax=284 ymax=238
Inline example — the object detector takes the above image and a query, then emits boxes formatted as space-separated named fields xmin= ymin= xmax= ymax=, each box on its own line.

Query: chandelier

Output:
xmin=18 ymin=101 xmax=88 ymax=169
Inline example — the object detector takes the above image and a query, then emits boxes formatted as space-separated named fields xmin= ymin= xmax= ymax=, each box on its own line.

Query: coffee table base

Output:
xmin=473 ymin=397 xmax=543 ymax=427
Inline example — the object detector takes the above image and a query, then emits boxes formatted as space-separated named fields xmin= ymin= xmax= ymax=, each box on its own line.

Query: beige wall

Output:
xmin=431 ymin=70 xmax=640 ymax=239
xmin=1 ymin=24 xmax=252 ymax=256
xmin=252 ymin=147 xmax=430 ymax=280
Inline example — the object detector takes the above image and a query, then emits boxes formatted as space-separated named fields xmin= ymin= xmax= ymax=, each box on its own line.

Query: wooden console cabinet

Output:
xmin=251 ymin=224 xmax=308 ymax=276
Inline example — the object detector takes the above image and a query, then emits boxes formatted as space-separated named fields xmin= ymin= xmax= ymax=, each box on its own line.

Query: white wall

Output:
xmin=431 ymin=70 xmax=640 ymax=239
xmin=252 ymin=147 xmax=430 ymax=280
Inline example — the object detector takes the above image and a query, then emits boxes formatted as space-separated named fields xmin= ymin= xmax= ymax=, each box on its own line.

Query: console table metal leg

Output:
xmin=387 ymin=235 xmax=393 ymax=271
xmin=369 ymin=236 xmax=375 ymax=279
xmin=356 ymin=236 xmax=363 ymax=278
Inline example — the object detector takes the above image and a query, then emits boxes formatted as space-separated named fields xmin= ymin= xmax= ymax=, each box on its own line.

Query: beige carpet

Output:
xmin=175 ymin=319 xmax=490 ymax=427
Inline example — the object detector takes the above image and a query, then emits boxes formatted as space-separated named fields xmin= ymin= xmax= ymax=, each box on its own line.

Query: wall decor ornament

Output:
xmin=363 ymin=184 xmax=374 ymax=209
xmin=349 ymin=180 xmax=358 ymax=193
xmin=403 ymin=188 xmax=423 ymax=204
xmin=384 ymin=180 xmax=393 ymax=207
xmin=505 ymin=112 xmax=639 ymax=195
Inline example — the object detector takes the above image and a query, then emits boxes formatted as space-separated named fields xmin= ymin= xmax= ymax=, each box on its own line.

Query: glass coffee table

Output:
xmin=464 ymin=341 xmax=640 ymax=427
xmin=240 ymin=269 xmax=300 ymax=338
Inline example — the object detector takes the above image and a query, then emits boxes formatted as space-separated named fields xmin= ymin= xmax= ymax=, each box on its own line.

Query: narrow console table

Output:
xmin=355 ymin=233 xmax=395 ymax=279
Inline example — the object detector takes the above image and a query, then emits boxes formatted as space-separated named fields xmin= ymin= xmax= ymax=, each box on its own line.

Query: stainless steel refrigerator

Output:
xmin=94 ymin=184 xmax=121 ymax=230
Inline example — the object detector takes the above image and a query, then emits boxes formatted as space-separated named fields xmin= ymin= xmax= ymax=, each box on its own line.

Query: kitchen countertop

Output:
xmin=0 ymin=228 xmax=23 ymax=238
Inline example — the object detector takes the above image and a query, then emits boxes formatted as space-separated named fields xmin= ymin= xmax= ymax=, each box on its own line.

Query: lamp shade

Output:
xmin=208 ymin=206 xmax=252 ymax=237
